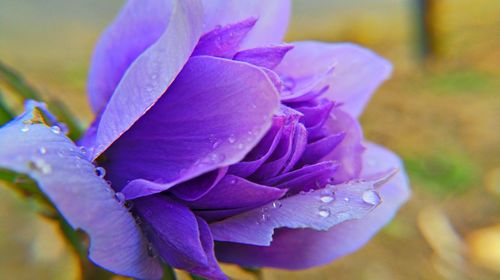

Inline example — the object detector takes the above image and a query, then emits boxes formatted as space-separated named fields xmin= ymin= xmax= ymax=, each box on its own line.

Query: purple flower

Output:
xmin=0 ymin=1 xmax=410 ymax=279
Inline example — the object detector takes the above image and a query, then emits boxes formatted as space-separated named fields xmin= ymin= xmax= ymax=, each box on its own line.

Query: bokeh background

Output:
xmin=1 ymin=0 xmax=499 ymax=279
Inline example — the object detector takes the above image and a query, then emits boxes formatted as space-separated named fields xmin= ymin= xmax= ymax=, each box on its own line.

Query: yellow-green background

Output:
xmin=1 ymin=0 xmax=499 ymax=279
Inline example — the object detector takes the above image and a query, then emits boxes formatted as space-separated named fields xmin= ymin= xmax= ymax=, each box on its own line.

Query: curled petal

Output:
xmin=104 ymin=56 xmax=280 ymax=198
xmin=91 ymin=0 xmax=204 ymax=159
xmin=214 ymin=143 xmax=410 ymax=269
xmin=0 ymin=102 xmax=162 ymax=279
xmin=210 ymin=175 xmax=390 ymax=246
xmin=276 ymin=41 xmax=392 ymax=117
xmin=202 ymin=0 xmax=291 ymax=49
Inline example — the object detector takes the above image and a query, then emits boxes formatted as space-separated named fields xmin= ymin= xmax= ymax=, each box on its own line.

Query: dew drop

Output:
xmin=114 ymin=192 xmax=126 ymax=205
xmin=362 ymin=190 xmax=381 ymax=205
xmin=212 ymin=140 xmax=221 ymax=149
xmin=272 ymin=200 xmax=282 ymax=209
xmin=229 ymin=178 xmax=238 ymax=185
xmin=319 ymin=188 xmax=335 ymax=203
xmin=95 ymin=166 xmax=106 ymax=178
xmin=38 ymin=147 xmax=47 ymax=155
xmin=237 ymin=143 xmax=244 ymax=150
xmin=344 ymin=197 xmax=350 ymax=202
xmin=78 ymin=146 xmax=87 ymax=155
xmin=29 ymin=158 xmax=52 ymax=174
xmin=51 ymin=125 xmax=62 ymax=134
xmin=227 ymin=135 xmax=236 ymax=144
xmin=318 ymin=206 xmax=331 ymax=218
xmin=260 ymin=213 xmax=270 ymax=222
xmin=21 ymin=126 xmax=30 ymax=133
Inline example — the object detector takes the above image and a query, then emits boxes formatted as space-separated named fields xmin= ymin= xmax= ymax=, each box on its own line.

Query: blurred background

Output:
xmin=1 ymin=0 xmax=499 ymax=279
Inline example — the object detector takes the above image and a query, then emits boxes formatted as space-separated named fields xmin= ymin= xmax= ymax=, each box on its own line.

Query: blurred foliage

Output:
xmin=405 ymin=151 xmax=479 ymax=195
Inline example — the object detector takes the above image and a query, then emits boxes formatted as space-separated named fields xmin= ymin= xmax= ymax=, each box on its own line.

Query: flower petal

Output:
xmin=0 ymin=102 xmax=162 ymax=279
xmin=209 ymin=175 xmax=389 ymax=246
xmin=214 ymin=143 xmax=410 ymax=269
xmin=87 ymin=0 xmax=175 ymax=114
xmin=275 ymin=41 xmax=392 ymax=117
xmin=91 ymin=0 xmax=204 ymax=159
xmin=184 ymin=175 xmax=286 ymax=210
xmin=134 ymin=195 xmax=227 ymax=279
xmin=170 ymin=168 xmax=228 ymax=201
xmin=192 ymin=18 xmax=257 ymax=58
xmin=202 ymin=0 xmax=291 ymax=49
xmin=233 ymin=45 xmax=293 ymax=69
xmin=104 ymin=56 xmax=280 ymax=198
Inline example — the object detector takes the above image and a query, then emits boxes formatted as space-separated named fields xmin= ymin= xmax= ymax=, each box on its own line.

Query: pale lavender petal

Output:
xmin=233 ymin=45 xmax=293 ymax=69
xmin=214 ymin=143 xmax=410 ymax=269
xmin=134 ymin=195 xmax=227 ymax=279
xmin=87 ymin=0 xmax=174 ymax=114
xmin=322 ymin=107 xmax=365 ymax=183
xmin=210 ymin=175 xmax=389 ymax=246
xmin=0 ymin=102 xmax=162 ymax=279
xmin=92 ymin=0 xmax=204 ymax=159
xmin=104 ymin=56 xmax=280 ymax=199
xmin=202 ymin=0 xmax=291 ymax=49
xmin=192 ymin=18 xmax=257 ymax=58
xmin=275 ymin=41 xmax=392 ymax=117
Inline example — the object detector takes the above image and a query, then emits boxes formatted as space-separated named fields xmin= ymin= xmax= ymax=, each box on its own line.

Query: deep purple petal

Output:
xmin=202 ymin=0 xmax=291 ymax=49
xmin=293 ymin=99 xmax=335 ymax=141
xmin=192 ymin=18 xmax=256 ymax=58
xmin=275 ymin=41 xmax=392 ymax=117
xmin=263 ymin=161 xmax=339 ymax=194
xmin=233 ymin=45 xmax=293 ymax=69
xmin=87 ymin=0 xmax=174 ymax=114
xmin=298 ymin=132 xmax=345 ymax=166
xmin=228 ymin=116 xmax=284 ymax=177
xmin=184 ymin=175 xmax=286 ymax=209
xmin=170 ymin=168 xmax=227 ymax=201
xmin=134 ymin=195 xmax=227 ymax=279
xmin=209 ymin=175 xmax=389 ymax=246
xmin=0 ymin=102 xmax=162 ymax=279
xmin=90 ymin=0 xmax=204 ymax=159
xmin=214 ymin=143 xmax=410 ymax=269
xmin=104 ymin=56 xmax=280 ymax=198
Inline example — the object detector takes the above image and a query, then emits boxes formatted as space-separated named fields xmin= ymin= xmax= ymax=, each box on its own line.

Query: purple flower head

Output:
xmin=0 ymin=1 xmax=410 ymax=279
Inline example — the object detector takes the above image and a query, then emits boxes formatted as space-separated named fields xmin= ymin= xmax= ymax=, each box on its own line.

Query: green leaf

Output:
xmin=0 ymin=90 xmax=14 ymax=124
xmin=0 ymin=61 xmax=41 ymax=100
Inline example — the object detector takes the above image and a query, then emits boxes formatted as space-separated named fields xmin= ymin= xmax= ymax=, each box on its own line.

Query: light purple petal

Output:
xmin=202 ymin=0 xmax=291 ymax=49
xmin=210 ymin=175 xmax=389 ymax=246
xmin=214 ymin=143 xmax=410 ymax=269
xmin=322 ymin=107 xmax=365 ymax=183
xmin=0 ymin=102 xmax=162 ymax=279
xmin=91 ymin=0 xmax=204 ymax=159
xmin=275 ymin=41 xmax=392 ymax=117
xmin=185 ymin=175 xmax=286 ymax=209
xmin=134 ymin=195 xmax=227 ymax=279
xmin=233 ymin=45 xmax=293 ymax=69
xmin=192 ymin=18 xmax=257 ymax=58
xmin=104 ymin=56 xmax=280 ymax=199
xmin=87 ymin=0 xmax=174 ymax=114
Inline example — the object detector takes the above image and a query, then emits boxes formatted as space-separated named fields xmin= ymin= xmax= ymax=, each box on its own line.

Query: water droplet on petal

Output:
xmin=229 ymin=178 xmax=238 ymax=185
xmin=114 ymin=192 xmax=126 ymax=204
xmin=38 ymin=147 xmax=47 ymax=155
xmin=78 ymin=146 xmax=87 ymax=155
xmin=237 ymin=143 xmax=244 ymax=150
xmin=344 ymin=197 xmax=350 ymax=202
xmin=212 ymin=140 xmax=221 ymax=149
xmin=362 ymin=190 xmax=381 ymax=205
xmin=272 ymin=200 xmax=282 ymax=209
xmin=260 ymin=213 xmax=270 ymax=222
xmin=318 ymin=206 xmax=331 ymax=218
xmin=29 ymin=158 xmax=52 ymax=174
xmin=51 ymin=125 xmax=62 ymax=134
xmin=228 ymin=135 xmax=236 ymax=144
xmin=95 ymin=166 xmax=106 ymax=178
xmin=21 ymin=126 xmax=30 ymax=133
